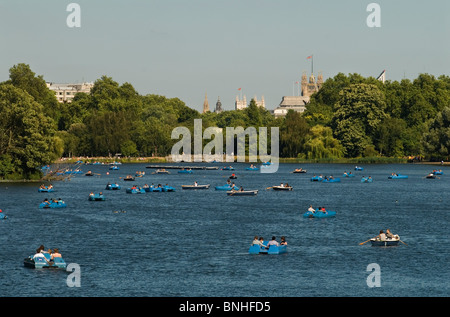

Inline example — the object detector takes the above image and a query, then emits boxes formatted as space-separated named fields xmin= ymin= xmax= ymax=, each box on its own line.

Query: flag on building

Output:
xmin=306 ymin=55 xmax=313 ymax=59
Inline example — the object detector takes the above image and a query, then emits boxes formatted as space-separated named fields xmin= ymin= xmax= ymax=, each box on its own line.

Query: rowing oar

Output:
xmin=265 ymin=187 xmax=273 ymax=190
xmin=399 ymin=240 xmax=408 ymax=246
xmin=359 ymin=238 xmax=374 ymax=245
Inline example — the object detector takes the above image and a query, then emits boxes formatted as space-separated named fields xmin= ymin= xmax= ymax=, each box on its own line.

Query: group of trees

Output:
xmin=1 ymin=63 xmax=449 ymax=179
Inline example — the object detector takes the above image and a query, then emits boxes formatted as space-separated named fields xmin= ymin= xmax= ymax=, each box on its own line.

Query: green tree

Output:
xmin=422 ymin=106 xmax=450 ymax=160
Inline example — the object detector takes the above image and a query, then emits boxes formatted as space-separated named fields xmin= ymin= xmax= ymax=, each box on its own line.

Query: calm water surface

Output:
xmin=0 ymin=163 xmax=448 ymax=297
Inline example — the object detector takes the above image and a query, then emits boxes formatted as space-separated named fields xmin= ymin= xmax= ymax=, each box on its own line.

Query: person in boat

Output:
xmin=308 ymin=205 xmax=315 ymax=213
xmin=50 ymin=248 xmax=62 ymax=260
xmin=385 ymin=229 xmax=398 ymax=240
xmin=280 ymin=183 xmax=284 ymax=187
xmin=285 ymin=183 xmax=290 ymax=188
xmin=33 ymin=245 xmax=50 ymax=264
xmin=318 ymin=207 xmax=327 ymax=213
xmin=377 ymin=230 xmax=387 ymax=241
xmin=226 ymin=179 xmax=231 ymax=185
xmin=267 ymin=236 xmax=279 ymax=248
xmin=252 ymin=236 xmax=266 ymax=248
xmin=280 ymin=236 xmax=287 ymax=245
xmin=239 ymin=186 xmax=244 ymax=191
xmin=194 ymin=181 xmax=198 ymax=187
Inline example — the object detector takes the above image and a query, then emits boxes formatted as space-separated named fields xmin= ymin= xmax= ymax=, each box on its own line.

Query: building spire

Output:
xmin=203 ymin=92 xmax=210 ymax=113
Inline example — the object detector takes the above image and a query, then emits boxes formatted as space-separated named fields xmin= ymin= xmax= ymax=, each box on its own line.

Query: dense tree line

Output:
xmin=1 ymin=64 xmax=449 ymax=179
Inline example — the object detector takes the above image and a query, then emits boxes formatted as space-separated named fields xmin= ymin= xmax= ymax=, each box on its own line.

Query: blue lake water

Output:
xmin=0 ymin=163 xmax=448 ymax=297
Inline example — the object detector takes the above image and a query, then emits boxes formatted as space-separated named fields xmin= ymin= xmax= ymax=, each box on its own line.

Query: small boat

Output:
xmin=144 ymin=185 xmax=163 ymax=192
xmin=370 ymin=239 xmax=400 ymax=247
xmin=88 ymin=194 xmax=105 ymax=201
xmin=388 ymin=174 xmax=408 ymax=179
xmin=432 ymin=170 xmax=444 ymax=175
xmin=272 ymin=186 xmax=293 ymax=191
xmin=178 ymin=169 xmax=193 ymax=174
xmin=182 ymin=184 xmax=210 ymax=190
xmin=249 ymin=244 xmax=287 ymax=255
xmin=85 ymin=172 xmax=95 ymax=176
xmin=361 ymin=177 xmax=373 ymax=183
xmin=153 ymin=169 xmax=170 ymax=174
xmin=425 ymin=174 xmax=436 ymax=179
xmin=39 ymin=201 xmax=67 ymax=209
xmin=245 ymin=166 xmax=259 ymax=171
xmin=126 ymin=187 xmax=146 ymax=194
xmin=321 ymin=177 xmax=341 ymax=183
xmin=0 ymin=212 xmax=7 ymax=220
xmin=109 ymin=165 xmax=119 ymax=170
xmin=23 ymin=254 xmax=67 ymax=269
xmin=215 ymin=184 xmax=239 ymax=191
xmin=310 ymin=176 xmax=323 ymax=182
xmin=135 ymin=171 xmax=145 ymax=177
xmin=38 ymin=187 xmax=55 ymax=192
xmin=123 ymin=176 xmax=135 ymax=181
xmin=342 ymin=172 xmax=355 ymax=178
xmin=227 ymin=190 xmax=258 ymax=196
xmin=261 ymin=161 xmax=272 ymax=166
xmin=355 ymin=166 xmax=364 ymax=171
xmin=292 ymin=169 xmax=307 ymax=173
xmin=221 ymin=166 xmax=235 ymax=170
xmin=105 ymin=183 xmax=121 ymax=190
xmin=303 ymin=210 xmax=336 ymax=218
xmin=229 ymin=174 xmax=237 ymax=179
xmin=161 ymin=185 xmax=176 ymax=192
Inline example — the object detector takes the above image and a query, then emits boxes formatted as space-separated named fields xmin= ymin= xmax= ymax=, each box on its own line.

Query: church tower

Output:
xmin=203 ymin=92 xmax=210 ymax=113
xmin=215 ymin=97 xmax=223 ymax=113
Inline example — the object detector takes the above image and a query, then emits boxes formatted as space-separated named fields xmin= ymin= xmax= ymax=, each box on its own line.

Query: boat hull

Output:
xmin=370 ymin=239 xmax=400 ymax=247
xmin=182 ymin=185 xmax=210 ymax=190
xmin=126 ymin=188 xmax=146 ymax=194
xmin=215 ymin=185 xmax=239 ymax=191
xmin=388 ymin=175 xmax=408 ymax=179
xmin=39 ymin=202 xmax=67 ymax=209
xmin=23 ymin=256 xmax=67 ymax=269
xmin=249 ymin=244 xmax=287 ymax=255
xmin=272 ymin=186 xmax=293 ymax=191
xmin=89 ymin=195 xmax=105 ymax=201
xmin=303 ymin=210 xmax=336 ymax=218
xmin=105 ymin=184 xmax=121 ymax=190
xmin=227 ymin=190 xmax=258 ymax=196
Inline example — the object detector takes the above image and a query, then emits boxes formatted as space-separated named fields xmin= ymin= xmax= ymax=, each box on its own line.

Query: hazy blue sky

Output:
xmin=1 ymin=0 xmax=449 ymax=112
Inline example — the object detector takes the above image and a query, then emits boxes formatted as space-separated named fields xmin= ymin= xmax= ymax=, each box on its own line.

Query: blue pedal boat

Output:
xmin=88 ymin=194 xmax=105 ymax=201
xmin=249 ymin=243 xmax=287 ymax=255
xmin=370 ymin=239 xmax=400 ymax=247
xmin=310 ymin=176 xmax=323 ymax=182
xmin=39 ymin=201 xmax=67 ymax=209
xmin=178 ymin=169 xmax=193 ymax=174
xmin=215 ymin=184 xmax=239 ymax=191
xmin=38 ymin=187 xmax=55 ymax=193
xmin=126 ymin=187 xmax=146 ymax=194
xmin=303 ymin=210 xmax=336 ymax=218
xmin=105 ymin=183 xmax=121 ymax=190
xmin=355 ymin=166 xmax=364 ymax=171
xmin=245 ymin=166 xmax=259 ymax=171
xmin=388 ymin=174 xmax=408 ymax=179
xmin=361 ymin=177 xmax=373 ymax=183
xmin=24 ymin=254 xmax=67 ymax=269
xmin=321 ymin=177 xmax=341 ymax=183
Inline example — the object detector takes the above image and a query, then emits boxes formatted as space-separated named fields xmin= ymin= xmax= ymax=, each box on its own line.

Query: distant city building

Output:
xmin=215 ymin=97 xmax=223 ymax=113
xmin=203 ymin=92 xmax=210 ymax=113
xmin=235 ymin=95 xmax=265 ymax=110
xmin=46 ymin=82 xmax=93 ymax=103
xmin=273 ymin=71 xmax=323 ymax=118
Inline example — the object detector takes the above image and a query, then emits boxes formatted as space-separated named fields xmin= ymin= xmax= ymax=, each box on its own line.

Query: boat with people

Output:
xmin=85 ymin=171 xmax=95 ymax=176
xmin=425 ymin=173 xmax=437 ymax=179
xmin=342 ymin=172 xmax=355 ymax=177
xmin=292 ymin=168 xmax=307 ymax=173
xmin=249 ymin=237 xmax=287 ymax=255
xmin=135 ymin=171 xmax=145 ymax=177
xmin=229 ymin=173 xmax=237 ymax=179
xmin=126 ymin=187 xmax=146 ymax=194
xmin=360 ymin=229 xmax=402 ymax=247
xmin=0 ymin=209 xmax=7 ymax=220
xmin=182 ymin=182 xmax=210 ymax=190
xmin=388 ymin=173 xmax=408 ymax=179
xmin=88 ymin=193 xmax=105 ymax=201
xmin=432 ymin=169 xmax=444 ymax=175
xmin=221 ymin=166 xmax=234 ymax=170
xmin=245 ymin=165 xmax=259 ymax=171
xmin=105 ymin=183 xmax=121 ymax=190
xmin=355 ymin=166 xmax=364 ymax=171
xmin=123 ymin=175 xmax=135 ymax=181
xmin=227 ymin=189 xmax=258 ymax=196
xmin=310 ymin=175 xmax=323 ymax=182
xmin=23 ymin=246 xmax=67 ymax=269
xmin=38 ymin=185 xmax=54 ymax=192
xmin=321 ymin=177 xmax=341 ymax=183
xmin=109 ymin=165 xmax=119 ymax=170
xmin=39 ymin=199 xmax=66 ymax=209
xmin=153 ymin=169 xmax=170 ymax=174
xmin=272 ymin=184 xmax=293 ymax=191
xmin=303 ymin=207 xmax=336 ymax=218
xmin=215 ymin=184 xmax=239 ymax=191
xmin=370 ymin=239 xmax=400 ymax=246
xmin=361 ymin=176 xmax=373 ymax=183
xmin=178 ymin=169 xmax=193 ymax=174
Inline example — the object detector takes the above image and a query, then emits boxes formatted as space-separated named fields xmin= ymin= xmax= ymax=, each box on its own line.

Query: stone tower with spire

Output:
xmin=215 ymin=97 xmax=223 ymax=113
xmin=203 ymin=92 xmax=210 ymax=113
